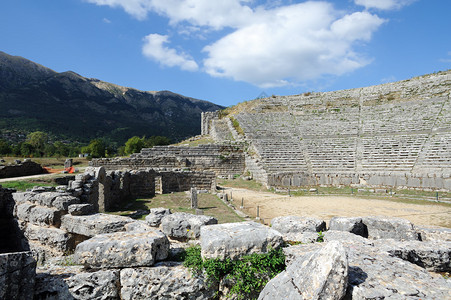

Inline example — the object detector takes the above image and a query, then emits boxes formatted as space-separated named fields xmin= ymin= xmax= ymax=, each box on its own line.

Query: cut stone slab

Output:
xmin=0 ymin=251 xmax=36 ymax=300
xmin=375 ymin=239 xmax=451 ymax=272
xmin=145 ymin=207 xmax=171 ymax=227
xmin=68 ymin=204 xmax=95 ymax=216
xmin=329 ymin=217 xmax=368 ymax=237
xmin=16 ymin=202 xmax=62 ymax=227
xmin=283 ymin=231 xmax=319 ymax=244
xmin=24 ymin=223 xmax=73 ymax=252
xmin=124 ymin=220 xmax=154 ymax=232
xmin=34 ymin=266 xmax=120 ymax=300
xmin=200 ymin=221 xmax=284 ymax=260
xmin=161 ymin=212 xmax=217 ymax=239
xmin=120 ymin=262 xmax=215 ymax=300
xmin=362 ymin=216 xmax=420 ymax=241
xmin=270 ymin=216 xmax=326 ymax=234
xmin=74 ymin=230 xmax=169 ymax=268
xmin=258 ymin=241 xmax=348 ymax=300
xmin=60 ymin=213 xmax=133 ymax=237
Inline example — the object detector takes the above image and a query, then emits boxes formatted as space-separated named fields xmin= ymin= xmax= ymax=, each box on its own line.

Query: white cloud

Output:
xmin=85 ymin=0 xmax=388 ymax=87
xmin=102 ymin=17 xmax=111 ymax=23
xmin=204 ymin=3 xmax=384 ymax=87
xmin=354 ymin=0 xmax=416 ymax=10
xmin=142 ymin=34 xmax=198 ymax=71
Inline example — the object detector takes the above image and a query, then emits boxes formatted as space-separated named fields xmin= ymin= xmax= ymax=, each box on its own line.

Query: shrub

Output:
xmin=183 ymin=246 xmax=286 ymax=299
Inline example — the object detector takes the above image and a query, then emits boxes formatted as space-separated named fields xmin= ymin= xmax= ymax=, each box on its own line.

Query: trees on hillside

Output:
xmin=123 ymin=136 xmax=171 ymax=155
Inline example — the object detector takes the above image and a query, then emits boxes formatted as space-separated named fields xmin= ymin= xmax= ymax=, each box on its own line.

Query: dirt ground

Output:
xmin=224 ymin=187 xmax=451 ymax=228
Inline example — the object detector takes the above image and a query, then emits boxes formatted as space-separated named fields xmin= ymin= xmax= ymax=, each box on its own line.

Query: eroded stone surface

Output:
xmin=201 ymin=221 xmax=283 ymax=260
xmin=161 ymin=212 xmax=217 ymax=239
xmin=0 ymin=251 xmax=36 ymax=300
xmin=271 ymin=216 xmax=326 ymax=234
xmin=145 ymin=207 xmax=171 ymax=227
xmin=363 ymin=216 xmax=420 ymax=241
xmin=74 ymin=230 xmax=169 ymax=268
xmin=61 ymin=213 xmax=133 ymax=237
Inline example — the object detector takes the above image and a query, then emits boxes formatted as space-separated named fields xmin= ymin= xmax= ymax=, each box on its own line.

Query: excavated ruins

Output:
xmin=1 ymin=71 xmax=451 ymax=299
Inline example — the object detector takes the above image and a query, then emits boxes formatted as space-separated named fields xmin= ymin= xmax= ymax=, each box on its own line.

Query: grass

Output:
xmin=0 ymin=156 xmax=90 ymax=169
xmin=217 ymin=177 xmax=268 ymax=192
xmin=0 ymin=180 xmax=58 ymax=191
xmin=108 ymin=191 xmax=244 ymax=224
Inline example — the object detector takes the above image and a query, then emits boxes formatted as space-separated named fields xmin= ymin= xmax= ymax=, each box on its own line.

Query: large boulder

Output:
xmin=375 ymin=239 xmax=451 ymax=272
xmin=60 ymin=213 xmax=133 ymax=237
xmin=362 ymin=216 xmax=420 ymax=241
xmin=329 ymin=217 xmax=368 ymax=237
xmin=16 ymin=202 xmax=62 ymax=227
xmin=161 ymin=212 xmax=217 ymax=240
xmin=34 ymin=266 xmax=120 ymax=300
xmin=0 ymin=251 xmax=36 ymax=300
xmin=145 ymin=207 xmax=171 ymax=227
xmin=271 ymin=216 xmax=326 ymax=234
xmin=74 ymin=230 xmax=169 ymax=268
xmin=258 ymin=241 xmax=348 ymax=300
xmin=417 ymin=226 xmax=451 ymax=241
xmin=67 ymin=204 xmax=95 ymax=216
xmin=120 ymin=262 xmax=215 ymax=300
xmin=201 ymin=221 xmax=284 ymax=260
xmin=24 ymin=224 xmax=74 ymax=252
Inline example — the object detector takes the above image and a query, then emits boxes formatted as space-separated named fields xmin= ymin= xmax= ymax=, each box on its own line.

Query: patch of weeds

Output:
xmin=183 ymin=246 xmax=285 ymax=300
xmin=316 ymin=231 xmax=325 ymax=243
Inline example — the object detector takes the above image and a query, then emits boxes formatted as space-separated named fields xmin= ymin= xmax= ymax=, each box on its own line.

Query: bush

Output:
xmin=183 ymin=246 xmax=285 ymax=299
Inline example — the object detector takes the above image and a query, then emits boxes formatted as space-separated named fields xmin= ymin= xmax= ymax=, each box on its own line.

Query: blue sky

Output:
xmin=1 ymin=0 xmax=450 ymax=107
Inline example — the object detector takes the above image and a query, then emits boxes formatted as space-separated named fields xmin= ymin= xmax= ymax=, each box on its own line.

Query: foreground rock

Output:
xmin=161 ymin=212 xmax=217 ymax=240
xmin=0 ymin=251 xmax=36 ymax=300
xmin=259 ymin=241 xmax=348 ymax=300
xmin=145 ymin=207 xmax=171 ymax=227
xmin=363 ymin=216 xmax=420 ymax=240
xmin=271 ymin=216 xmax=326 ymax=234
xmin=34 ymin=266 xmax=120 ymax=300
xmin=120 ymin=262 xmax=215 ymax=300
xmin=61 ymin=213 xmax=133 ymax=237
xmin=74 ymin=230 xmax=169 ymax=268
xmin=329 ymin=217 xmax=368 ymax=237
xmin=201 ymin=221 xmax=283 ymax=260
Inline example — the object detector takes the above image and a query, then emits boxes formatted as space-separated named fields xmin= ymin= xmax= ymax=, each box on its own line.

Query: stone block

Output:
xmin=161 ymin=212 xmax=217 ymax=239
xmin=200 ymin=221 xmax=284 ymax=260
xmin=270 ymin=216 xmax=326 ymax=234
xmin=0 ymin=251 xmax=36 ymax=300
xmin=329 ymin=217 xmax=368 ymax=237
xmin=258 ymin=241 xmax=348 ymax=300
xmin=145 ymin=207 xmax=171 ymax=227
xmin=74 ymin=230 xmax=169 ymax=268
xmin=363 ymin=216 xmax=420 ymax=241
xmin=24 ymin=224 xmax=73 ymax=252
xmin=60 ymin=213 xmax=133 ymax=237
xmin=16 ymin=202 xmax=62 ymax=227
xmin=68 ymin=204 xmax=95 ymax=216
xmin=120 ymin=263 xmax=215 ymax=300
xmin=417 ymin=226 xmax=451 ymax=241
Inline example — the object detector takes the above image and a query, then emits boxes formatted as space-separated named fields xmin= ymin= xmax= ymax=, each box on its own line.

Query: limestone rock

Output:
xmin=120 ymin=262 xmax=215 ymax=300
xmin=283 ymin=231 xmax=319 ymax=244
xmin=145 ymin=207 xmax=171 ymax=227
xmin=417 ymin=226 xmax=451 ymax=241
xmin=161 ymin=212 xmax=217 ymax=239
xmin=124 ymin=220 xmax=154 ymax=232
xmin=259 ymin=241 xmax=348 ymax=300
xmin=74 ymin=230 xmax=169 ymax=268
xmin=363 ymin=216 xmax=420 ymax=241
xmin=329 ymin=217 xmax=368 ymax=237
xmin=34 ymin=266 xmax=120 ymax=300
xmin=270 ymin=216 xmax=326 ymax=234
xmin=61 ymin=213 xmax=133 ymax=237
xmin=68 ymin=204 xmax=95 ymax=216
xmin=24 ymin=223 xmax=73 ymax=252
xmin=16 ymin=202 xmax=62 ymax=227
xmin=201 ymin=221 xmax=284 ymax=260
xmin=375 ymin=239 xmax=451 ymax=272
xmin=0 ymin=251 xmax=36 ymax=300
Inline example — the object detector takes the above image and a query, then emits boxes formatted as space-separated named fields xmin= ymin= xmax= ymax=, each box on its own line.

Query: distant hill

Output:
xmin=0 ymin=51 xmax=223 ymax=144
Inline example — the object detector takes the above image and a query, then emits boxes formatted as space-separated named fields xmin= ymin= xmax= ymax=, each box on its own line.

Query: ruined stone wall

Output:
xmin=0 ymin=160 xmax=43 ymax=179
xmin=91 ymin=144 xmax=245 ymax=177
xmin=201 ymin=111 xmax=219 ymax=135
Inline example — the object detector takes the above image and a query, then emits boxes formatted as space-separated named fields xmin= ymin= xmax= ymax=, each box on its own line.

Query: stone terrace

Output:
xmin=211 ymin=71 xmax=451 ymax=189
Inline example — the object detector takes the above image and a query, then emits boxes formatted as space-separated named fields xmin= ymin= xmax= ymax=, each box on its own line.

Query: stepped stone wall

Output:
xmin=205 ymin=71 xmax=451 ymax=190
xmin=91 ymin=144 xmax=245 ymax=177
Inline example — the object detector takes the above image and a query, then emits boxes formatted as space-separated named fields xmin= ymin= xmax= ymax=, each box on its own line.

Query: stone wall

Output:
xmin=91 ymin=144 xmax=245 ymax=177
xmin=201 ymin=111 xmax=219 ymax=135
xmin=0 ymin=160 xmax=43 ymax=179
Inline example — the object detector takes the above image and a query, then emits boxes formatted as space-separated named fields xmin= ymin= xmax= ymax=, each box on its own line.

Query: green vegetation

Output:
xmin=317 ymin=231 xmax=325 ymax=242
xmin=108 ymin=192 xmax=244 ymax=224
xmin=217 ymin=177 xmax=267 ymax=192
xmin=230 ymin=116 xmax=244 ymax=135
xmin=122 ymin=135 xmax=171 ymax=155
xmin=0 ymin=181 xmax=57 ymax=191
xmin=183 ymin=246 xmax=286 ymax=300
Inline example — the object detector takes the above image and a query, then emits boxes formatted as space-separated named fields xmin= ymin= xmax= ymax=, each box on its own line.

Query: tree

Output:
xmin=0 ymin=139 xmax=11 ymax=155
xmin=81 ymin=139 xmax=106 ymax=158
xmin=26 ymin=131 xmax=48 ymax=156
xmin=144 ymin=136 xmax=171 ymax=148
xmin=20 ymin=142 xmax=34 ymax=157
xmin=124 ymin=136 xmax=145 ymax=155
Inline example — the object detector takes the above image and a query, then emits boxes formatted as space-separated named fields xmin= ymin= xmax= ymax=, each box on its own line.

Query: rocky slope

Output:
xmin=0 ymin=51 xmax=223 ymax=143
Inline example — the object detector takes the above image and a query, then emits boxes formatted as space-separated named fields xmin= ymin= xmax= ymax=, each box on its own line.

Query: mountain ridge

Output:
xmin=0 ymin=51 xmax=223 ymax=144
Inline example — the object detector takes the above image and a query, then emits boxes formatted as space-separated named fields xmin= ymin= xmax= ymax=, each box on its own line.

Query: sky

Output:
xmin=1 ymin=0 xmax=450 ymax=107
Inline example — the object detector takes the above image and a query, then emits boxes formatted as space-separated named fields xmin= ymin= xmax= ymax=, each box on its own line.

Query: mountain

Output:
xmin=0 ymin=51 xmax=223 ymax=144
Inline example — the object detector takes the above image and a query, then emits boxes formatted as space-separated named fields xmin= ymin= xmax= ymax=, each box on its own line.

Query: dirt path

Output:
xmin=223 ymin=187 xmax=451 ymax=228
